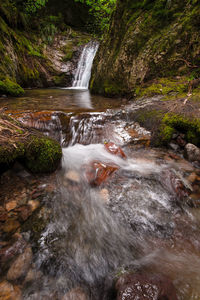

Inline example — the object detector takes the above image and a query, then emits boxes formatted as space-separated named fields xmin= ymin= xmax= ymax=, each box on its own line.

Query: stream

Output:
xmin=0 ymin=43 xmax=200 ymax=300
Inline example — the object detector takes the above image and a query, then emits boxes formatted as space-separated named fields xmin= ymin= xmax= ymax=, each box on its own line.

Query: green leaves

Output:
xmin=74 ymin=0 xmax=116 ymax=34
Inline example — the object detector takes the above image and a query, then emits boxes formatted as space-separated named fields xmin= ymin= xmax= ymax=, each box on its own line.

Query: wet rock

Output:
xmin=24 ymin=268 xmax=42 ymax=283
xmin=104 ymin=142 xmax=126 ymax=159
xmin=176 ymin=135 xmax=186 ymax=147
xmin=85 ymin=161 xmax=119 ymax=186
xmin=5 ymin=201 xmax=17 ymax=212
xmin=0 ymin=280 xmax=21 ymax=300
xmin=0 ymin=206 xmax=8 ymax=221
xmin=64 ymin=170 xmax=80 ymax=184
xmin=160 ymin=170 xmax=189 ymax=201
xmin=187 ymin=172 xmax=197 ymax=183
xmin=14 ymin=205 xmax=32 ymax=222
xmin=169 ymin=142 xmax=179 ymax=151
xmin=99 ymin=188 xmax=110 ymax=204
xmin=116 ymin=273 xmax=178 ymax=300
xmin=7 ymin=247 xmax=32 ymax=281
xmin=0 ymin=234 xmax=27 ymax=268
xmin=28 ymin=200 xmax=40 ymax=212
xmin=185 ymin=143 xmax=200 ymax=163
xmin=62 ymin=287 xmax=88 ymax=300
xmin=2 ymin=219 xmax=20 ymax=233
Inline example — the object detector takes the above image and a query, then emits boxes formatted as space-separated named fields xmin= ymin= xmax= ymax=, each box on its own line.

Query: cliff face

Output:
xmin=90 ymin=0 xmax=200 ymax=97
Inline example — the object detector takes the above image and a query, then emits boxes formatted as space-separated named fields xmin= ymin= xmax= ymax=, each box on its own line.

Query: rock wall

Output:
xmin=90 ymin=0 xmax=200 ymax=97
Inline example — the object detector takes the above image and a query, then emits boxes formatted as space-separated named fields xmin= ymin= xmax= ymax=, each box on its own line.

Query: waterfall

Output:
xmin=72 ymin=41 xmax=99 ymax=89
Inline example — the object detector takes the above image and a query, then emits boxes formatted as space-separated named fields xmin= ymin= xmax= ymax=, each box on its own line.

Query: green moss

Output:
xmin=62 ymin=51 xmax=73 ymax=62
xmin=24 ymin=136 xmax=62 ymax=173
xmin=135 ymin=78 xmax=188 ymax=98
xmin=161 ymin=113 xmax=200 ymax=146
xmin=53 ymin=74 xmax=66 ymax=86
xmin=0 ymin=77 xmax=24 ymax=96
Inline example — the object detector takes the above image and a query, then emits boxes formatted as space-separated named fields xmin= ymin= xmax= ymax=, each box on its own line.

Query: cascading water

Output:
xmin=72 ymin=41 xmax=99 ymax=89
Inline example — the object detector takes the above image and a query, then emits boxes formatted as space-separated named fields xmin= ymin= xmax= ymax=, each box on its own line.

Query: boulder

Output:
xmin=62 ymin=287 xmax=88 ymax=300
xmin=116 ymin=273 xmax=178 ymax=300
xmin=104 ymin=142 xmax=126 ymax=159
xmin=184 ymin=143 xmax=200 ymax=163
xmin=84 ymin=161 xmax=118 ymax=186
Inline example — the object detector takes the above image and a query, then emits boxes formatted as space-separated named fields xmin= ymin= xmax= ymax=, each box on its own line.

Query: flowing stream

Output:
xmin=1 ymin=42 xmax=200 ymax=300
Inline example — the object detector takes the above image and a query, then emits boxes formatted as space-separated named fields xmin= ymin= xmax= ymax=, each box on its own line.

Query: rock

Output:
xmin=5 ymin=201 xmax=17 ymax=212
xmin=176 ymin=135 xmax=186 ymax=147
xmin=14 ymin=205 xmax=32 ymax=222
xmin=0 ymin=206 xmax=8 ymax=222
xmin=185 ymin=143 xmax=200 ymax=163
xmin=169 ymin=142 xmax=179 ymax=151
xmin=116 ymin=273 xmax=178 ymax=300
xmin=99 ymin=188 xmax=110 ymax=204
xmin=7 ymin=247 xmax=32 ymax=281
xmin=104 ymin=142 xmax=126 ymax=159
xmin=64 ymin=170 xmax=80 ymax=183
xmin=0 ymin=235 xmax=27 ymax=267
xmin=2 ymin=219 xmax=20 ymax=233
xmin=85 ymin=161 xmax=118 ymax=186
xmin=62 ymin=287 xmax=88 ymax=300
xmin=0 ymin=280 xmax=21 ymax=300
xmin=161 ymin=169 xmax=189 ymax=201
xmin=28 ymin=200 xmax=40 ymax=212
xmin=187 ymin=172 xmax=197 ymax=183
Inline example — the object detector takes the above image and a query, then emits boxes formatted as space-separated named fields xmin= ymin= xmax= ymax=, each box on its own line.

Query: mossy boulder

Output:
xmin=0 ymin=78 xmax=24 ymax=97
xmin=24 ymin=136 xmax=62 ymax=173
xmin=0 ymin=115 xmax=62 ymax=174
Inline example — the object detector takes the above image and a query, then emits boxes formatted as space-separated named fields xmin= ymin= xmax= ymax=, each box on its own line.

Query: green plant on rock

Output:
xmin=25 ymin=136 xmax=62 ymax=173
xmin=0 ymin=77 xmax=24 ymax=96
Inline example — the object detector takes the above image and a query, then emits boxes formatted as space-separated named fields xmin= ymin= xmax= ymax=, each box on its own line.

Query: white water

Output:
xmin=72 ymin=41 xmax=99 ymax=89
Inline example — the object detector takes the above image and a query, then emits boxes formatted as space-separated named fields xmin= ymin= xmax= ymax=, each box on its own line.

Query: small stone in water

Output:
xmin=0 ymin=281 xmax=21 ymax=300
xmin=3 ymin=219 xmax=20 ymax=233
xmin=187 ymin=172 xmax=197 ymax=183
xmin=5 ymin=201 xmax=17 ymax=212
xmin=7 ymin=247 xmax=32 ymax=281
xmin=64 ymin=170 xmax=80 ymax=183
xmin=28 ymin=200 xmax=40 ymax=212
xmin=100 ymin=188 xmax=110 ymax=204
xmin=104 ymin=142 xmax=126 ymax=159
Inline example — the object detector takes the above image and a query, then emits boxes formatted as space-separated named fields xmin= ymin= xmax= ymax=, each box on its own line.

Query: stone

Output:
xmin=187 ymin=172 xmax=197 ymax=183
xmin=99 ymin=188 xmax=110 ymax=204
xmin=85 ymin=161 xmax=118 ymax=186
xmin=185 ymin=143 xmax=200 ymax=163
xmin=5 ymin=201 xmax=17 ymax=212
xmin=0 ymin=235 xmax=27 ymax=267
xmin=62 ymin=287 xmax=88 ymax=300
xmin=2 ymin=219 xmax=20 ymax=233
xmin=64 ymin=170 xmax=80 ymax=183
xmin=7 ymin=247 xmax=32 ymax=281
xmin=104 ymin=142 xmax=126 ymax=159
xmin=116 ymin=273 xmax=178 ymax=300
xmin=14 ymin=205 xmax=32 ymax=222
xmin=28 ymin=200 xmax=40 ymax=212
xmin=0 ymin=206 xmax=8 ymax=222
xmin=0 ymin=281 xmax=21 ymax=300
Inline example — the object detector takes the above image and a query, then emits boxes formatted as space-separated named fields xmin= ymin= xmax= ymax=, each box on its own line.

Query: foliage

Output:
xmin=74 ymin=0 xmax=116 ymax=33
xmin=13 ymin=0 xmax=48 ymax=14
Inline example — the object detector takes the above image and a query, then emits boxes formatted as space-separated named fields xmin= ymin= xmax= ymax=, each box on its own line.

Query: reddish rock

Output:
xmin=2 ymin=219 xmax=20 ymax=233
xmin=0 ymin=206 xmax=8 ymax=222
xmin=104 ymin=142 xmax=126 ymax=159
xmin=161 ymin=170 xmax=189 ymax=201
xmin=116 ymin=273 xmax=178 ymax=300
xmin=0 ymin=280 xmax=21 ymax=300
xmin=85 ymin=161 xmax=118 ymax=186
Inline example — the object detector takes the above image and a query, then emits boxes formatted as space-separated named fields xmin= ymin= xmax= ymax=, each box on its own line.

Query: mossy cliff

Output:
xmin=0 ymin=0 xmax=92 ymax=96
xmin=91 ymin=0 xmax=200 ymax=97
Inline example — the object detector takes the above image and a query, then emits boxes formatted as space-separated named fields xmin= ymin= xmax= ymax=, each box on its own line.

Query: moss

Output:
xmin=24 ymin=136 xmax=62 ymax=173
xmin=161 ymin=113 xmax=200 ymax=146
xmin=135 ymin=78 xmax=188 ymax=98
xmin=62 ymin=51 xmax=73 ymax=62
xmin=0 ymin=77 xmax=24 ymax=96
xmin=53 ymin=74 xmax=66 ymax=86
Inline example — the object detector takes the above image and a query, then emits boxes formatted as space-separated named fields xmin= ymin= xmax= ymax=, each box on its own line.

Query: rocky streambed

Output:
xmin=0 ymin=90 xmax=200 ymax=300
